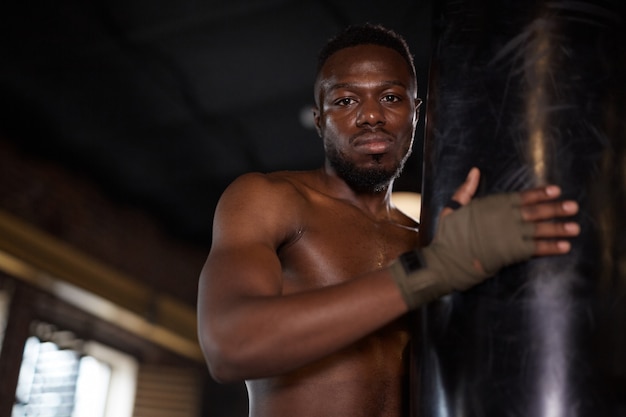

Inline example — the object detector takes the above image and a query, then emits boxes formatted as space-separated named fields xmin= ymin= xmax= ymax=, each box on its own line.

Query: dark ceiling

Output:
xmin=1 ymin=0 xmax=433 ymax=245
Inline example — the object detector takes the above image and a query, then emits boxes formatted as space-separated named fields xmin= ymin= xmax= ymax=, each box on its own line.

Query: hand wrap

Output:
xmin=390 ymin=193 xmax=535 ymax=309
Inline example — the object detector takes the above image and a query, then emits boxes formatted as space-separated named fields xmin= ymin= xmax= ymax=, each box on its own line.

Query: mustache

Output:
xmin=349 ymin=128 xmax=394 ymax=143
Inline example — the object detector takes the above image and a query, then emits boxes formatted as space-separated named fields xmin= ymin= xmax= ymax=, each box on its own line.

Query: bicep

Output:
xmin=199 ymin=243 xmax=283 ymax=310
xmin=198 ymin=174 xmax=295 ymax=315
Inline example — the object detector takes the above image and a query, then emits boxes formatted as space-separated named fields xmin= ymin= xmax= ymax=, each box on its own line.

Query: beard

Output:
xmin=326 ymin=142 xmax=410 ymax=193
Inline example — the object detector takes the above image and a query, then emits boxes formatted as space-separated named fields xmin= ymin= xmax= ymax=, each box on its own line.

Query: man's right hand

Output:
xmin=390 ymin=167 xmax=580 ymax=310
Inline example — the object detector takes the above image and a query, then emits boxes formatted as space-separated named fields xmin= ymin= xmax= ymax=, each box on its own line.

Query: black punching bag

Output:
xmin=416 ymin=1 xmax=626 ymax=416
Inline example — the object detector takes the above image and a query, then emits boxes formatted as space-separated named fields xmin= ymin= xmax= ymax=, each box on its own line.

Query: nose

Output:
xmin=356 ymin=99 xmax=386 ymax=128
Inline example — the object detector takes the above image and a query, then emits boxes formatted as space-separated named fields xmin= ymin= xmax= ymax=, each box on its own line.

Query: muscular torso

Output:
xmin=246 ymin=170 xmax=419 ymax=417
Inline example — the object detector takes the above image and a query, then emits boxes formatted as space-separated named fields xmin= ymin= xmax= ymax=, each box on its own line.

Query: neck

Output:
xmin=318 ymin=167 xmax=395 ymax=218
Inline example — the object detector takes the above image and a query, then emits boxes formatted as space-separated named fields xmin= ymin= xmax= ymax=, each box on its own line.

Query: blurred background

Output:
xmin=0 ymin=1 xmax=432 ymax=416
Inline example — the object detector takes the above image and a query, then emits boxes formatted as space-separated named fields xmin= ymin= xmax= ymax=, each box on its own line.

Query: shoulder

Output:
xmin=212 ymin=171 xmax=315 ymax=247
xmin=218 ymin=171 xmax=311 ymax=210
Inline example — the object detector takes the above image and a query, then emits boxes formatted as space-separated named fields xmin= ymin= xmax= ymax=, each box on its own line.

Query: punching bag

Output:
xmin=416 ymin=1 xmax=626 ymax=416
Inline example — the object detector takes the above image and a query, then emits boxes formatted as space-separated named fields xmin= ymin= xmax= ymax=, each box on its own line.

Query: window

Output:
xmin=13 ymin=322 xmax=137 ymax=417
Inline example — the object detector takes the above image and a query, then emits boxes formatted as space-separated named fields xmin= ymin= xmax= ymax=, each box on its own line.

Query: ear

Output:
xmin=312 ymin=107 xmax=322 ymax=137
xmin=413 ymin=98 xmax=423 ymax=126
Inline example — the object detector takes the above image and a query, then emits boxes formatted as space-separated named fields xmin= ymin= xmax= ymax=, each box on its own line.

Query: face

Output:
xmin=313 ymin=44 xmax=420 ymax=192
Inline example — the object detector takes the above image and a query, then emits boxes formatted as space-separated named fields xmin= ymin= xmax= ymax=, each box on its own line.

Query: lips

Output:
xmin=352 ymin=132 xmax=394 ymax=154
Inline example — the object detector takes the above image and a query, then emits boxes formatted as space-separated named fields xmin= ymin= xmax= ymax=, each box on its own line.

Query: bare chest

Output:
xmin=278 ymin=202 xmax=419 ymax=292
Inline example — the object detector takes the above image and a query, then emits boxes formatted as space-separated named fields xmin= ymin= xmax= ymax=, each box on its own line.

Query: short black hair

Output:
xmin=316 ymin=23 xmax=416 ymax=81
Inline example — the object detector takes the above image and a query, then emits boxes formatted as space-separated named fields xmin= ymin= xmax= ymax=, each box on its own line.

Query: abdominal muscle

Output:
xmin=246 ymin=321 xmax=410 ymax=417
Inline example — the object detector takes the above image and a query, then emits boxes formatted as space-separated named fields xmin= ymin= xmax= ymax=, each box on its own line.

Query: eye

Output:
xmin=381 ymin=94 xmax=401 ymax=103
xmin=334 ymin=97 xmax=357 ymax=106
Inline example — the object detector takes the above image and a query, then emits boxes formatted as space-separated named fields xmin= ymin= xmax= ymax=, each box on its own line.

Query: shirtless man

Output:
xmin=197 ymin=24 xmax=580 ymax=417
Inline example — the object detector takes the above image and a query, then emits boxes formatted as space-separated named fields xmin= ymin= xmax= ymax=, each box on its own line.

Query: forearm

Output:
xmin=198 ymin=268 xmax=407 ymax=382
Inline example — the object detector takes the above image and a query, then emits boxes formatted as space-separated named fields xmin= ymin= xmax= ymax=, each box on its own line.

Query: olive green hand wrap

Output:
xmin=390 ymin=193 xmax=535 ymax=309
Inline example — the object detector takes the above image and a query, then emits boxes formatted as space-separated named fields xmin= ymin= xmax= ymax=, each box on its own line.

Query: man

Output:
xmin=197 ymin=24 xmax=580 ymax=417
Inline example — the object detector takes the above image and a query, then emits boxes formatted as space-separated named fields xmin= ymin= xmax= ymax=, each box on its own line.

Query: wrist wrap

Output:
xmin=390 ymin=192 xmax=535 ymax=310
